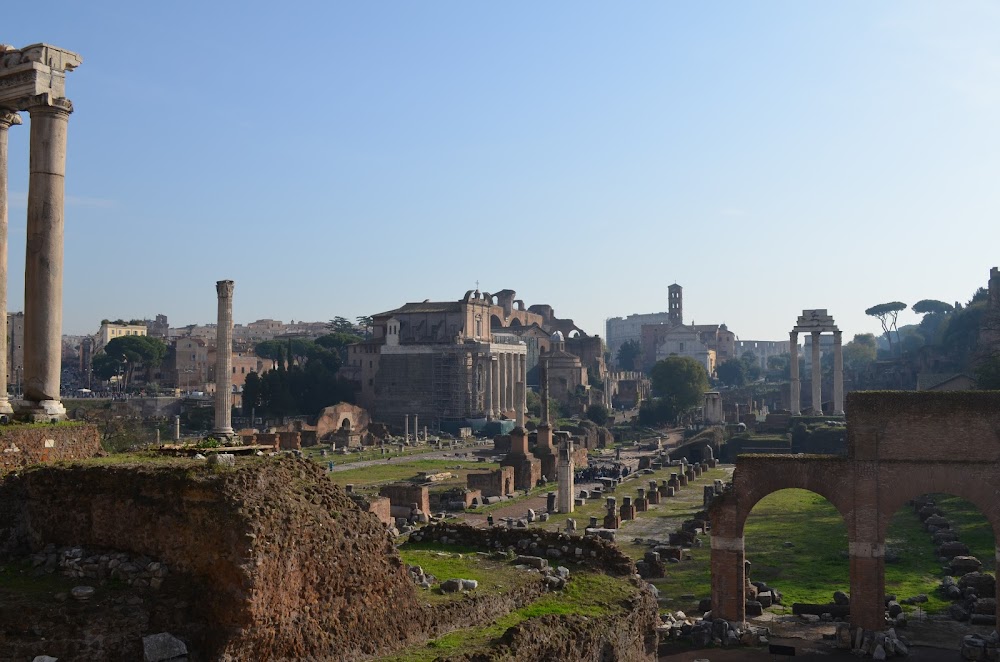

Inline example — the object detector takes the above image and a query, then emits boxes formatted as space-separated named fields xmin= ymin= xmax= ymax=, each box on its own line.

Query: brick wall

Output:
xmin=0 ymin=424 xmax=101 ymax=475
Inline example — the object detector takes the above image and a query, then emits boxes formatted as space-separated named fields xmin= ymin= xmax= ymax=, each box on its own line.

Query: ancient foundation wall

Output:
xmin=444 ymin=589 xmax=658 ymax=662
xmin=467 ymin=467 xmax=513 ymax=497
xmin=0 ymin=457 xmax=424 ymax=661
xmin=0 ymin=424 xmax=101 ymax=474
xmin=413 ymin=522 xmax=636 ymax=576
xmin=379 ymin=483 xmax=431 ymax=515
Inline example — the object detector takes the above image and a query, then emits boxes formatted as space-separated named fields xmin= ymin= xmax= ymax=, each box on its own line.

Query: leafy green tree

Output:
xmin=616 ymin=339 xmax=642 ymax=371
xmin=865 ymin=302 xmax=907 ymax=355
xmin=586 ymin=404 xmax=609 ymax=426
xmin=766 ymin=354 xmax=790 ymax=381
xmin=650 ymin=356 xmax=709 ymax=419
xmin=316 ymin=332 xmax=363 ymax=363
xmin=328 ymin=316 xmax=355 ymax=334
xmin=975 ymin=354 xmax=1000 ymax=389
xmin=912 ymin=299 xmax=954 ymax=316
xmin=716 ymin=358 xmax=747 ymax=387
xmin=356 ymin=316 xmax=374 ymax=337
xmin=739 ymin=351 xmax=762 ymax=382
xmin=98 ymin=335 xmax=167 ymax=390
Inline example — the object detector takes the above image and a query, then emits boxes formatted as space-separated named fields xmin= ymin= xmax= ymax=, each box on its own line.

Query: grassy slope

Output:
xmin=387 ymin=542 xmax=634 ymax=661
xmin=327 ymin=459 xmax=499 ymax=489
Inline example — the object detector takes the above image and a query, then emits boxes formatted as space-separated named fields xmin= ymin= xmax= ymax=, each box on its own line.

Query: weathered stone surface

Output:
xmin=142 ymin=632 xmax=187 ymax=662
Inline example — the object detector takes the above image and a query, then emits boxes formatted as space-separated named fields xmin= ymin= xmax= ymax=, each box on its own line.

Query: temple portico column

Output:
xmin=0 ymin=110 xmax=21 ymax=416
xmin=213 ymin=280 xmax=235 ymax=437
xmin=811 ymin=331 xmax=822 ymax=414
xmin=506 ymin=352 xmax=514 ymax=414
xmin=789 ymin=331 xmax=800 ymax=415
xmin=484 ymin=355 xmax=494 ymax=419
xmin=21 ymin=97 xmax=74 ymax=419
xmin=519 ymin=354 xmax=527 ymax=419
xmin=833 ymin=330 xmax=844 ymax=415
xmin=497 ymin=353 xmax=506 ymax=414
xmin=491 ymin=355 xmax=501 ymax=418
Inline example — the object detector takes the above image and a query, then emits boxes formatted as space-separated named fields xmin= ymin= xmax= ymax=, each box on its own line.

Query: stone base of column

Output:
xmin=212 ymin=427 xmax=235 ymax=439
xmin=0 ymin=398 xmax=13 ymax=417
xmin=18 ymin=399 xmax=66 ymax=422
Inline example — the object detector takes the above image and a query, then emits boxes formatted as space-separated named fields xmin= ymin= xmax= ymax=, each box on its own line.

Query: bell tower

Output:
xmin=668 ymin=283 xmax=683 ymax=326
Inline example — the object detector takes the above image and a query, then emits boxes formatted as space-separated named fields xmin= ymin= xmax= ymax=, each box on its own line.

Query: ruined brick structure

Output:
xmin=0 ymin=424 xmax=100 ymax=474
xmin=709 ymin=392 xmax=1000 ymax=631
xmin=466 ymin=466 xmax=514 ymax=497
xmin=379 ymin=483 xmax=431 ymax=517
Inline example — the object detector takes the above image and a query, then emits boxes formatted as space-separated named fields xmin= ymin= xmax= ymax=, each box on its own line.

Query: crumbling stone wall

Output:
xmin=0 ymin=457 xmax=425 ymax=661
xmin=441 ymin=589 xmax=658 ymax=662
xmin=414 ymin=522 xmax=636 ymax=576
xmin=0 ymin=424 xmax=101 ymax=474
xmin=379 ymin=482 xmax=431 ymax=516
xmin=467 ymin=467 xmax=514 ymax=497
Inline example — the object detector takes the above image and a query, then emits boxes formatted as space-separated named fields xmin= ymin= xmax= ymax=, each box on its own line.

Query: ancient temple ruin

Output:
xmin=0 ymin=44 xmax=82 ymax=420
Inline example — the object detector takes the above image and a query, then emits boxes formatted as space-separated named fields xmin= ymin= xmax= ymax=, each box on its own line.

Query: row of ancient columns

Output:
xmin=789 ymin=330 xmax=843 ymax=415
xmin=480 ymin=351 xmax=527 ymax=424
xmin=0 ymin=90 xmax=76 ymax=420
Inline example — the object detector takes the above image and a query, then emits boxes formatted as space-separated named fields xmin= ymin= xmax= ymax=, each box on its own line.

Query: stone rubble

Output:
xmin=29 ymin=544 xmax=170 ymax=589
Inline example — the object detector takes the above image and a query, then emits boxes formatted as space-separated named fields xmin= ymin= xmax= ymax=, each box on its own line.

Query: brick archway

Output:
xmin=710 ymin=392 xmax=1000 ymax=630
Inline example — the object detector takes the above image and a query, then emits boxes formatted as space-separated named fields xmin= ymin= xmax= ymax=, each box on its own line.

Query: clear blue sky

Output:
xmin=5 ymin=2 xmax=1000 ymax=341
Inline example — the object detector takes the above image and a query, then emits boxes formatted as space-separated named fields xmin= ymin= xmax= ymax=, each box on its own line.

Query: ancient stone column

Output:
xmin=213 ymin=280 xmax=235 ymax=437
xmin=404 ymin=414 xmax=409 ymax=442
xmin=833 ymin=330 xmax=844 ymax=415
xmin=540 ymin=358 xmax=550 ymax=425
xmin=557 ymin=437 xmax=574 ymax=513
xmin=492 ymin=355 xmax=501 ymax=418
xmin=811 ymin=331 xmax=822 ymax=414
xmin=484 ymin=355 xmax=494 ymax=420
xmin=789 ymin=331 xmax=800 ymax=415
xmin=519 ymin=353 xmax=527 ymax=420
xmin=0 ymin=109 xmax=20 ymax=416
xmin=21 ymin=97 xmax=75 ymax=419
xmin=414 ymin=414 xmax=419 ymax=441
xmin=506 ymin=352 xmax=514 ymax=415
xmin=515 ymin=382 xmax=525 ymax=427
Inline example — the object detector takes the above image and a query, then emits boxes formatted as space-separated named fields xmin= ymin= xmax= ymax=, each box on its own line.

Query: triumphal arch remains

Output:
xmin=710 ymin=391 xmax=1000 ymax=631
xmin=0 ymin=43 xmax=81 ymax=419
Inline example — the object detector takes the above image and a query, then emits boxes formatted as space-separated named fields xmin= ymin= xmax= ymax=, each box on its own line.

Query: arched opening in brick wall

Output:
xmin=884 ymin=492 xmax=997 ymax=625
xmin=742 ymin=488 xmax=850 ymax=609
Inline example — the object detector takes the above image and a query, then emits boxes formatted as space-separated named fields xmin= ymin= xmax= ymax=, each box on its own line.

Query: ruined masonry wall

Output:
xmin=0 ymin=457 xmax=424 ymax=661
xmin=0 ymin=424 xmax=101 ymax=474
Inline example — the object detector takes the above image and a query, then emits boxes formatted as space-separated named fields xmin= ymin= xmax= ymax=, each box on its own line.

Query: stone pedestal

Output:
xmin=546 ymin=491 xmax=556 ymax=513
xmin=603 ymin=514 xmax=621 ymax=529
xmin=685 ymin=468 xmax=696 ymax=483
xmin=620 ymin=497 xmax=636 ymax=521
xmin=647 ymin=488 xmax=661 ymax=505
xmin=849 ymin=544 xmax=887 ymax=631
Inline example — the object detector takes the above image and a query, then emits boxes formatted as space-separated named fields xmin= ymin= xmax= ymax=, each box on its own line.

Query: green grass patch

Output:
xmin=328 ymin=459 xmax=498 ymax=488
xmin=380 ymin=571 xmax=634 ymax=661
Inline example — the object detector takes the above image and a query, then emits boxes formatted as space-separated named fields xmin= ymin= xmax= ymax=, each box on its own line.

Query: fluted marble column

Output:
xmin=484 ymin=355 xmax=494 ymax=419
xmin=833 ymin=330 xmax=844 ymax=415
xmin=213 ymin=280 xmax=235 ymax=437
xmin=789 ymin=331 xmax=800 ymax=415
xmin=21 ymin=98 xmax=74 ymax=419
xmin=0 ymin=110 xmax=20 ymax=416
xmin=519 ymin=354 xmax=527 ymax=421
xmin=811 ymin=331 xmax=822 ymax=415
xmin=491 ymin=355 xmax=501 ymax=418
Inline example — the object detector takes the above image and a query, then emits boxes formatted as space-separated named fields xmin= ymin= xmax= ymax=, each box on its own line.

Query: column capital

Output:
xmin=0 ymin=109 xmax=21 ymax=128
xmin=216 ymin=279 xmax=235 ymax=298
xmin=833 ymin=329 xmax=843 ymax=342
xmin=22 ymin=94 xmax=73 ymax=115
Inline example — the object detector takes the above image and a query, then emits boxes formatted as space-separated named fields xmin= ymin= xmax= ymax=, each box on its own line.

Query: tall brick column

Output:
xmin=710 ymin=534 xmax=746 ymax=623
